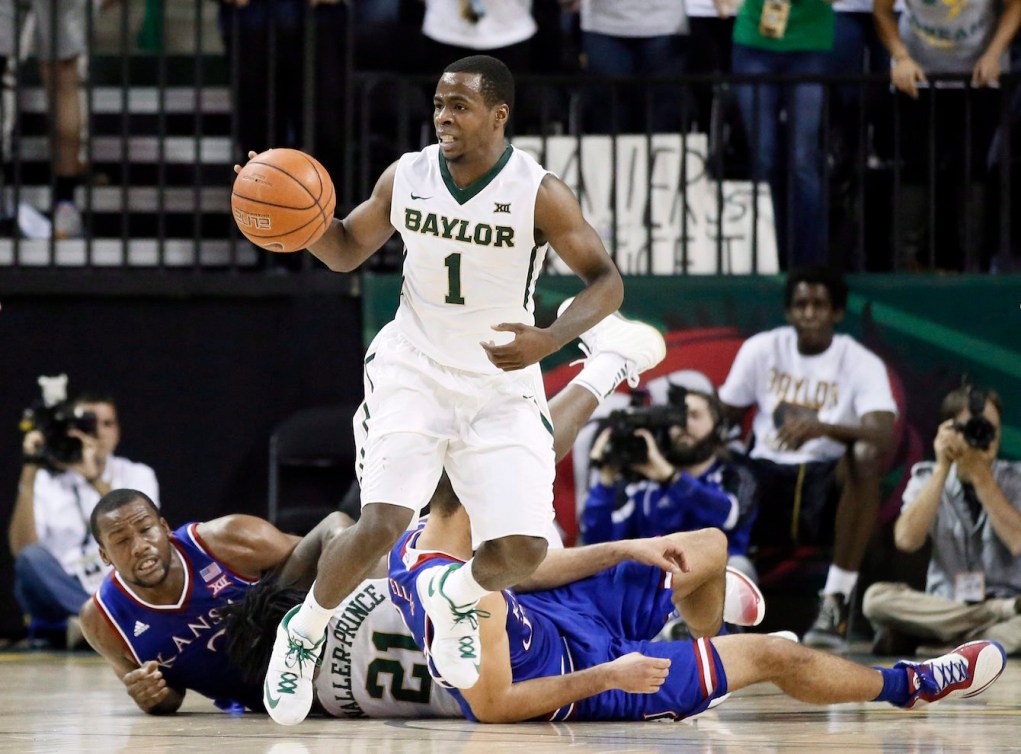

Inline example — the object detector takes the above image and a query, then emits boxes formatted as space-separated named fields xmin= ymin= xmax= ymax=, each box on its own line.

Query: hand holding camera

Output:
xmin=20 ymin=374 xmax=100 ymax=473
xmin=590 ymin=424 xmax=676 ymax=484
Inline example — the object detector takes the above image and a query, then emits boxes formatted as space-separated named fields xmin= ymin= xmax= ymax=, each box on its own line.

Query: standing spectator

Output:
xmin=8 ymin=393 xmax=159 ymax=646
xmin=1 ymin=0 xmax=90 ymax=238
xmin=718 ymin=266 xmax=896 ymax=649
xmin=864 ymin=386 xmax=1021 ymax=656
xmin=217 ymin=0 xmax=348 ymax=179
xmin=726 ymin=0 xmax=834 ymax=268
xmin=420 ymin=0 xmax=537 ymax=71
xmin=874 ymin=0 xmax=1021 ymax=270
xmin=582 ymin=385 xmax=758 ymax=581
xmin=827 ymin=0 xmax=891 ymax=270
xmin=561 ymin=0 xmax=690 ymax=133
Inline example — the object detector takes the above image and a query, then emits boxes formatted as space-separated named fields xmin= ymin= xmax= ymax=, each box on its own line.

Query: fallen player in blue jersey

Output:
xmin=388 ymin=483 xmax=1008 ymax=722
xmin=78 ymin=492 xmax=352 ymax=714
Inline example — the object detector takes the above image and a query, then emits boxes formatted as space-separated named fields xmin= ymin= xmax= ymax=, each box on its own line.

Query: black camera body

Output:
xmin=20 ymin=375 xmax=98 ymax=471
xmin=601 ymin=404 xmax=688 ymax=467
xmin=953 ymin=386 xmax=996 ymax=451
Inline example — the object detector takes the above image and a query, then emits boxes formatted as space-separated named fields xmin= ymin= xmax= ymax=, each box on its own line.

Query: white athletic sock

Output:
xmin=287 ymin=580 xmax=334 ymax=642
xmin=440 ymin=559 xmax=489 ymax=605
xmin=822 ymin=565 xmax=858 ymax=598
xmin=571 ymin=352 xmax=631 ymax=401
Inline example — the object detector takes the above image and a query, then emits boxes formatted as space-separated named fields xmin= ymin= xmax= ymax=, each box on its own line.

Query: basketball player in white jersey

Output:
xmin=236 ymin=54 xmax=669 ymax=726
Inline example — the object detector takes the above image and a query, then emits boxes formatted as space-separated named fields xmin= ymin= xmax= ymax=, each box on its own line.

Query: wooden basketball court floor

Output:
xmin=1 ymin=648 xmax=1018 ymax=754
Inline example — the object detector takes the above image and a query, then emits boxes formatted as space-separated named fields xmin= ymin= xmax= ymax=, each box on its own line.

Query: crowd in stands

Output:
xmin=1 ymin=0 xmax=1019 ymax=271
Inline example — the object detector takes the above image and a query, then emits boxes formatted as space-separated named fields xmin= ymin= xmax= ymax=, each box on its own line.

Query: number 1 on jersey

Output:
xmin=444 ymin=253 xmax=465 ymax=305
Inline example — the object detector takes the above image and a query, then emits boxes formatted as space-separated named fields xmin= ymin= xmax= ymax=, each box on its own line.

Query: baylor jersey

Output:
xmin=315 ymin=578 xmax=462 ymax=719
xmin=391 ymin=144 xmax=551 ymax=374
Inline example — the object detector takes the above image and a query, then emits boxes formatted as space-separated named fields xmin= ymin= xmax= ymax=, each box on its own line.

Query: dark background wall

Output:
xmin=0 ymin=286 xmax=364 ymax=639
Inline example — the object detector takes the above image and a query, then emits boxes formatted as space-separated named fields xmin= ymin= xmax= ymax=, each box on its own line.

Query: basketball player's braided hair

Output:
xmin=220 ymin=576 xmax=309 ymax=684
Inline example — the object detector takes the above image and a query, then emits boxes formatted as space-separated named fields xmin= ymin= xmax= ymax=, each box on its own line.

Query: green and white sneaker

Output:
xmin=416 ymin=563 xmax=487 ymax=689
xmin=263 ymin=605 xmax=325 ymax=726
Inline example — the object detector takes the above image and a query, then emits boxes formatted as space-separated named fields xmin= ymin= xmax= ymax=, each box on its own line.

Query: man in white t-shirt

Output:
xmin=9 ymin=394 xmax=160 ymax=646
xmin=718 ymin=267 xmax=896 ymax=649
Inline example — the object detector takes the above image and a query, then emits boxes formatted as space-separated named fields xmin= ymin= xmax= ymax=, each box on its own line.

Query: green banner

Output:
xmin=362 ymin=273 xmax=1021 ymax=459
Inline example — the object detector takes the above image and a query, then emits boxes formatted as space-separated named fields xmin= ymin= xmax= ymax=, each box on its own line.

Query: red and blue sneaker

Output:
xmin=895 ymin=640 xmax=1007 ymax=709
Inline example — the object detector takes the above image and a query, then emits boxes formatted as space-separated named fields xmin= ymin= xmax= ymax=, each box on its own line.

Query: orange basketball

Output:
xmin=231 ymin=148 xmax=336 ymax=253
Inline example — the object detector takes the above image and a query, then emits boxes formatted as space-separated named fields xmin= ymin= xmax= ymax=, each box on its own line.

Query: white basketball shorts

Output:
xmin=354 ymin=322 xmax=555 ymax=546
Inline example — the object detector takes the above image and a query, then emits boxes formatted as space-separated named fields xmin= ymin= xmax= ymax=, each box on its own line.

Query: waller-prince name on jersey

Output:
xmin=324 ymin=582 xmax=387 ymax=717
xmin=404 ymin=208 xmax=515 ymax=248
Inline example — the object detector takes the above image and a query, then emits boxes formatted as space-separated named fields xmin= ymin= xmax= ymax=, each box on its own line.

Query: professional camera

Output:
xmin=600 ymin=404 xmax=688 ymax=467
xmin=19 ymin=374 xmax=98 ymax=470
xmin=953 ymin=386 xmax=997 ymax=451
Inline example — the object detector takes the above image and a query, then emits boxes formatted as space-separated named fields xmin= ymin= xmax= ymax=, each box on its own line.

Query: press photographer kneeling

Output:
xmin=582 ymin=385 xmax=758 ymax=581
xmin=8 ymin=376 xmax=160 ymax=647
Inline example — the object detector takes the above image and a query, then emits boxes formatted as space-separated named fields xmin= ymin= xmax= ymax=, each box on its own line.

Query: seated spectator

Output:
xmin=582 ymin=382 xmax=758 ymax=581
xmin=718 ymin=266 xmax=896 ymax=649
xmin=873 ymin=0 xmax=1021 ymax=270
xmin=8 ymin=392 xmax=159 ymax=647
xmin=864 ymin=386 xmax=1021 ymax=656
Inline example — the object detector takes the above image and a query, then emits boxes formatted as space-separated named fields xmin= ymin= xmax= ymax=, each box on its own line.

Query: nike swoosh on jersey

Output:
xmin=411 ymin=193 xmax=432 ymax=200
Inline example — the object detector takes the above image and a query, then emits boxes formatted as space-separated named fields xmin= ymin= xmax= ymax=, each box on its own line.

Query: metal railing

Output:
xmin=1 ymin=0 xmax=1017 ymax=280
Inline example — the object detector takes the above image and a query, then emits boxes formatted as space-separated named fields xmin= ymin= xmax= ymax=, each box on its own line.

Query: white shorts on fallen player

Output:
xmin=355 ymin=322 xmax=556 ymax=548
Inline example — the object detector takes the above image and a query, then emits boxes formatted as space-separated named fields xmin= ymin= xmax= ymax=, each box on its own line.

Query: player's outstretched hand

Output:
xmin=621 ymin=536 xmax=689 ymax=575
xmin=481 ymin=323 xmax=558 ymax=371
xmin=122 ymin=660 xmax=171 ymax=712
xmin=604 ymin=652 xmax=671 ymax=693
xmin=232 ymin=150 xmax=258 ymax=176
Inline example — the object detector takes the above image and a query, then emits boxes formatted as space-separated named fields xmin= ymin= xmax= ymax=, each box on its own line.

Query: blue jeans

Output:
xmin=732 ymin=43 xmax=829 ymax=268
xmin=14 ymin=544 xmax=90 ymax=621
xmin=581 ymin=31 xmax=690 ymax=133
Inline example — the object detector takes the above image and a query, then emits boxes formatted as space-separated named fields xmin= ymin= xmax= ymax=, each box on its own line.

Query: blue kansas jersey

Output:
xmin=388 ymin=522 xmax=728 ymax=722
xmin=93 ymin=522 xmax=262 ymax=711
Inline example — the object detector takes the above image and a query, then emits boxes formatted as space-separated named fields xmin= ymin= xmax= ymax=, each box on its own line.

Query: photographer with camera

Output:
xmin=863 ymin=385 xmax=1021 ymax=656
xmin=582 ymin=386 xmax=759 ymax=581
xmin=9 ymin=385 xmax=159 ymax=647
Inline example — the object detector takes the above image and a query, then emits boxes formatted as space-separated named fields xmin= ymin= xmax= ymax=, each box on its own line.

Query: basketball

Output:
xmin=231 ymin=148 xmax=336 ymax=253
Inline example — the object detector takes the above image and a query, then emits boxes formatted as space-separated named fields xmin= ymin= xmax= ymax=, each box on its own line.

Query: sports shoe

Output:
xmin=803 ymin=593 xmax=849 ymax=650
xmin=416 ymin=563 xmax=488 ymax=689
xmin=894 ymin=640 xmax=1007 ymax=709
xmin=723 ymin=566 xmax=765 ymax=627
xmin=769 ymin=630 xmax=800 ymax=643
xmin=263 ymin=605 xmax=325 ymax=726
xmin=557 ymin=296 xmax=666 ymax=387
xmin=53 ymin=201 xmax=84 ymax=240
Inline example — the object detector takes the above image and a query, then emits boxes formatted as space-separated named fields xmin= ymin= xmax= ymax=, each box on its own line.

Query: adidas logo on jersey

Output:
xmin=133 ymin=621 xmax=150 ymax=637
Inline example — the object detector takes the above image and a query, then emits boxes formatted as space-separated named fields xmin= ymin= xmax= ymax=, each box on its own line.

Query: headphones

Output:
xmin=666 ymin=381 xmax=729 ymax=444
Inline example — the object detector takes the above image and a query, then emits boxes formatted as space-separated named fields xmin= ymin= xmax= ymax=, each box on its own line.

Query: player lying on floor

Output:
xmin=388 ymin=488 xmax=1009 ymax=722
xmin=78 ymin=490 xmax=353 ymax=714
xmin=79 ymin=306 xmax=668 ymax=716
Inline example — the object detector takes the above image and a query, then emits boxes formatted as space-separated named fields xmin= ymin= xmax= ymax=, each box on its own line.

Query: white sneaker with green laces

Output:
xmin=263 ymin=605 xmax=326 ymax=726
xmin=416 ymin=563 xmax=489 ymax=689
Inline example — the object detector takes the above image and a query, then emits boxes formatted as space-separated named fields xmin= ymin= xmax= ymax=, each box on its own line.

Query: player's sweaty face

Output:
xmin=433 ymin=73 xmax=495 ymax=160
xmin=98 ymin=501 xmax=173 ymax=588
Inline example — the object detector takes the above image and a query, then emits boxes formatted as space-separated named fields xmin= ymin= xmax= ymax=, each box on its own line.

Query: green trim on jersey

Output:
xmin=522 ymin=245 xmax=539 ymax=308
xmin=439 ymin=144 xmax=514 ymax=205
